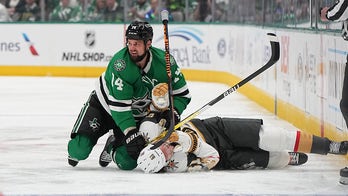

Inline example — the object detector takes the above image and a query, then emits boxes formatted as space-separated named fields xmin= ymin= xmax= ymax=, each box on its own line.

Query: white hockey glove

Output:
xmin=151 ymin=83 xmax=170 ymax=111
xmin=139 ymin=119 xmax=166 ymax=143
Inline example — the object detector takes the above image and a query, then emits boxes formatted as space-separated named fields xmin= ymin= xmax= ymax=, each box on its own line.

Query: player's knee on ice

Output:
xmin=68 ymin=134 xmax=95 ymax=160
xmin=114 ymin=146 xmax=137 ymax=170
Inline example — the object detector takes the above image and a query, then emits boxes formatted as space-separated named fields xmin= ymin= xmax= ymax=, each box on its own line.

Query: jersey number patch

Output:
xmin=112 ymin=73 xmax=124 ymax=91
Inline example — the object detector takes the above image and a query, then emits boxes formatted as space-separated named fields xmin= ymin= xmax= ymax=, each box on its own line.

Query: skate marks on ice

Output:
xmin=0 ymin=77 xmax=347 ymax=195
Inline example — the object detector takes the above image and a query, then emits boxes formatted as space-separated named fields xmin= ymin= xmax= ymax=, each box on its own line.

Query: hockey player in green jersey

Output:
xmin=67 ymin=21 xmax=191 ymax=170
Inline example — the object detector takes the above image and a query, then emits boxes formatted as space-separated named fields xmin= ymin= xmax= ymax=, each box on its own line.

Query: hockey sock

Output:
xmin=258 ymin=126 xmax=297 ymax=152
xmin=310 ymin=135 xmax=330 ymax=155
xmin=293 ymin=131 xmax=331 ymax=154
xmin=293 ymin=131 xmax=313 ymax=153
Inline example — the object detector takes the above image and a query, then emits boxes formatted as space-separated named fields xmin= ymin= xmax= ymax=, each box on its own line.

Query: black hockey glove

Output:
xmin=161 ymin=109 xmax=180 ymax=129
xmin=124 ymin=128 xmax=146 ymax=160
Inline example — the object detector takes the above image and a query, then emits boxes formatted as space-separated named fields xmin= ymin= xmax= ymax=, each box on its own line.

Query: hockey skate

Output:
xmin=288 ymin=152 xmax=308 ymax=166
xmin=68 ymin=156 xmax=79 ymax=167
xmin=340 ymin=167 xmax=348 ymax=185
xmin=99 ymin=134 xmax=115 ymax=167
xmin=329 ymin=141 xmax=348 ymax=155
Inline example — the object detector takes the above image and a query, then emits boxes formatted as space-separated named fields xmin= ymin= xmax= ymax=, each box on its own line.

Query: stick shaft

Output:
xmin=175 ymin=33 xmax=279 ymax=129
xmin=153 ymin=33 xmax=280 ymax=148
xmin=151 ymin=11 xmax=174 ymax=149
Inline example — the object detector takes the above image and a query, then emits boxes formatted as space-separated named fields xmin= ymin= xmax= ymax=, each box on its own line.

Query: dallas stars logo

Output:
xmin=89 ymin=118 xmax=100 ymax=131
xmin=131 ymin=94 xmax=151 ymax=114
xmin=114 ymin=59 xmax=126 ymax=71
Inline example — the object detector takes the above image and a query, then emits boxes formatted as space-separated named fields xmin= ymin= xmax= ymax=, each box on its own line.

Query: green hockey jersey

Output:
xmin=95 ymin=46 xmax=191 ymax=133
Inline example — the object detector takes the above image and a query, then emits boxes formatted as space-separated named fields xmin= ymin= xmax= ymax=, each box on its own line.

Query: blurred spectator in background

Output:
xmin=215 ymin=0 xmax=227 ymax=21
xmin=145 ymin=0 xmax=173 ymax=22
xmin=49 ymin=0 xmax=83 ymax=22
xmin=144 ymin=0 xmax=159 ymax=21
xmin=5 ymin=0 xmax=25 ymax=21
xmin=45 ymin=0 xmax=84 ymax=21
xmin=273 ymin=0 xmax=283 ymax=22
xmin=128 ymin=0 xmax=150 ymax=21
xmin=84 ymin=0 xmax=106 ymax=22
xmin=0 ymin=2 xmax=12 ymax=21
xmin=17 ymin=0 xmax=40 ymax=21
xmin=68 ymin=0 xmax=80 ymax=7
xmin=166 ymin=0 xmax=184 ymax=21
xmin=192 ymin=0 xmax=225 ymax=22
xmin=104 ymin=0 xmax=123 ymax=22
xmin=193 ymin=0 xmax=212 ymax=22
xmin=45 ymin=0 xmax=60 ymax=21
xmin=296 ymin=0 xmax=309 ymax=21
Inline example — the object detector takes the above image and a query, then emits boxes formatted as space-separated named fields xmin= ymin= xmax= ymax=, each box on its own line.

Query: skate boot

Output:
xmin=340 ymin=167 xmax=348 ymax=185
xmin=68 ymin=156 xmax=79 ymax=167
xmin=329 ymin=141 xmax=348 ymax=155
xmin=288 ymin=152 xmax=308 ymax=166
xmin=99 ymin=134 xmax=116 ymax=167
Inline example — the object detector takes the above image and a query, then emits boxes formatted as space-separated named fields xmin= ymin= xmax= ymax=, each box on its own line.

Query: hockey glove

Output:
xmin=168 ymin=130 xmax=201 ymax=154
xmin=161 ymin=109 xmax=180 ymax=129
xmin=139 ymin=111 xmax=173 ymax=142
xmin=187 ymin=158 xmax=208 ymax=172
xmin=124 ymin=128 xmax=146 ymax=160
xmin=151 ymin=83 xmax=169 ymax=111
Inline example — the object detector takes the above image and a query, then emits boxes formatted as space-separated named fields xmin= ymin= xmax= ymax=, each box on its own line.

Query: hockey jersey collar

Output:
xmin=142 ymin=50 xmax=153 ymax=74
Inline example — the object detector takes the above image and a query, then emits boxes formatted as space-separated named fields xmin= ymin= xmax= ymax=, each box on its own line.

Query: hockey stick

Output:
xmin=152 ymin=33 xmax=280 ymax=149
xmin=151 ymin=10 xmax=175 ymax=150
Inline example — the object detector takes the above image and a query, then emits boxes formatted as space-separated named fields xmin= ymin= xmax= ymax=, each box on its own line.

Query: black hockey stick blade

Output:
xmin=151 ymin=33 xmax=280 ymax=149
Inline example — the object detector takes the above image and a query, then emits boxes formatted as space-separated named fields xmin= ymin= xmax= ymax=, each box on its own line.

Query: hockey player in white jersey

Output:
xmin=137 ymin=112 xmax=348 ymax=173
xmin=136 ymin=84 xmax=348 ymax=173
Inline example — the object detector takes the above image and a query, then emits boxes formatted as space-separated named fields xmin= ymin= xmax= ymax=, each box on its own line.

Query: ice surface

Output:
xmin=0 ymin=76 xmax=347 ymax=195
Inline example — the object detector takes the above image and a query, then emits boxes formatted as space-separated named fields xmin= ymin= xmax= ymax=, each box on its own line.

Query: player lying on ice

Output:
xmin=136 ymin=84 xmax=348 ymax=173
xmin=137 ymin=112 xmax=348 ymax=173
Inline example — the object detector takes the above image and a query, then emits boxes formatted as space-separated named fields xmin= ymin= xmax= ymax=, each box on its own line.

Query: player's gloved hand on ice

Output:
xmin=151 ymin=83 xmax=170 ymax=111
xmin=187 ymin=158 xmax=208 ymax=172
xmin=124 ymin=128 xmax=146 ymax=160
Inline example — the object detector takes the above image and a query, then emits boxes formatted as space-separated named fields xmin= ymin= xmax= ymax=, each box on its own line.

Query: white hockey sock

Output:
xmin=259 ymin=125 xmax=297 ymax=152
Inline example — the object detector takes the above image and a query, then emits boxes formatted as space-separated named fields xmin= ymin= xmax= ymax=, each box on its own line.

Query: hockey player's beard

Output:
xmin=130 ymin=51 xmax=148 ymax=63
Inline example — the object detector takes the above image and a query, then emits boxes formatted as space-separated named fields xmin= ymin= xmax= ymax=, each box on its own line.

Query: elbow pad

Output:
xmin=169 ymin=129 xmax=201 ymax=154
